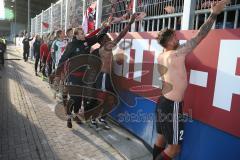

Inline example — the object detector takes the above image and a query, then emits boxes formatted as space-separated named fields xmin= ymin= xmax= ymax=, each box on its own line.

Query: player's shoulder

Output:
xmin=158 ymin=50 xmax=174 ymax=60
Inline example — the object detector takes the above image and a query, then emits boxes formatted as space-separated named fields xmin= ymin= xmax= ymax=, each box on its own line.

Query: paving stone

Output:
xmin=0 ymin=46 xmax=125 ymax=160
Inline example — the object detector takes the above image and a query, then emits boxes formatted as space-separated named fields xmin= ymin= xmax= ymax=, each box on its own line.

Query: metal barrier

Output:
xmin=196 ymin=0 xmax=240 ymax=10
xmin=194 ymin=1 xmax=240 ymax=29
xmin=30 ymin=0 xmax=240 ymax=36
xmin=140 ymin=0 xmax=184 ymax=16
xmin=107 ymin=0 xmax=184 ymax=32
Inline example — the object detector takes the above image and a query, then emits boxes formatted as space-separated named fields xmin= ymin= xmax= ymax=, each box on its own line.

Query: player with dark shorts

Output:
xmin=87 ymin=48 xmax=114 ymax=130
xmin=153 ymin=1 xmax=229 ymax=159
xmin=156 ymin=96 xmax=184 ymax=145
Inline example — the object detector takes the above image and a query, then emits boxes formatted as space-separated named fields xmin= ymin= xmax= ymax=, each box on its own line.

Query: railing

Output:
xmin=195 ymin=0 xmax=240 ymax=10
xmin=141 ymin=0 xmax=184 ymax=16
xmin=106 ymin=0 xmax=184 ymax=32
xmin=194 ymin=1 xmax=240 ymax=29
xmin=30 ymin=0 xmax=240 ymax=36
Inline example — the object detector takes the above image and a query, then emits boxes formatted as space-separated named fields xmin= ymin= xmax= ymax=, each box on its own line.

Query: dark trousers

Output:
xmin=41 ymin=57 xmax=47 ymax=77
xmin=42 ymin=64 xmax=46 ymax=77
xmin=23 ymin=48 xmax=29 ymax=61
xmin=35 ymin=54 xmax=40 ymax=73
xmin=66 ymin=75 xmax=87 ymax=115
xmin=46 ymin=62 xmax=52 ymax=76
xmin=85 ymin=72 xmax=114 ymax=113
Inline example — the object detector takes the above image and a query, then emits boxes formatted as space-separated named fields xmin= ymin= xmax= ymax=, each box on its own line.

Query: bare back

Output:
xmin=158 ymin=51 xmax=187 ymax=102
xmin=99 ymin=43 xmax=113 ymax=73
xmin=155 ymin=1 xmax=226 ymax=102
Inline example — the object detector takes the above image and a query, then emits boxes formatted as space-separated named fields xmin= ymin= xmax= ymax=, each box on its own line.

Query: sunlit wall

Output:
xmin=0 ymin=0 xmax=5 ymax=20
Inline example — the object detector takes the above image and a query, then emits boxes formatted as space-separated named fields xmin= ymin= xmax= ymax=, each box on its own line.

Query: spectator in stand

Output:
xmin=110 ymin=0 xmax=146 ymax=24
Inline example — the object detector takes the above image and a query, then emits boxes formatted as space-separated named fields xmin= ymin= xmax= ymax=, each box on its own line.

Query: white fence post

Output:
xmin=181 ymin=0 xmax=196 ymax=30
xmin=41 ymin=10 xmax=43 ymax=36
xmin=31 ymin=18 xmax=33 ymax=36
xmin=61 ymin=0 xmax=63 ymax=30
xmin=65 ymin=0 xmax=68 ymax=32
xmin=35 ymin=15 xmax=38 ymax=34
xmin=50 ymin=3 xmax=53 ymax=33
xmin=95 ymin=0 xmax=103 ymax=29
xmin=83 ymin=0 xmax=86 ymax=18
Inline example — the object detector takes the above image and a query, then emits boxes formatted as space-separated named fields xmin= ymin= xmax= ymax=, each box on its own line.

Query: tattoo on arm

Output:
xmin=176 ymin=13 xmax=218 ymax=55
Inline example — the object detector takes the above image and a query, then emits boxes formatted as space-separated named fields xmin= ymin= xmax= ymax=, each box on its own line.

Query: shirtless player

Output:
xmin=154 ymin=0 xmax=230 ymax=159
xmin=87 ymin=13 xmax=137 ymax=129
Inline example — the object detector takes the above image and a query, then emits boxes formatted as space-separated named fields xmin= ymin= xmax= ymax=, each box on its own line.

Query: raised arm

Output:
xmin=113 ymin=13 xmax=137 ymax=44
xmin=176 ymin=0 xmax=230 ymax=55
xmin=88 ymin=18 xmax=111 ymax=38
xmin=87 ymin=25 xmax=110 ymax=46
xmin=86 ymin=18 xmax=112 ymax=46
xmin=86 ymin=28 xmax=101 ymax=38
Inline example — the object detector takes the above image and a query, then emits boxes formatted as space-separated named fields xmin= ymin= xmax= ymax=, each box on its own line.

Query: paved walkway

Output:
xmin=0 ymin=46 xmax=125 ymax=160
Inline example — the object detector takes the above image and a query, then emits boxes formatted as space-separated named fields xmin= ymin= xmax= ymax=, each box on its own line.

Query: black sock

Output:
xmin=155 ymin=151 xmax=172 ymax=160
xmin=153 ymin=144 xmax=164 ymax=160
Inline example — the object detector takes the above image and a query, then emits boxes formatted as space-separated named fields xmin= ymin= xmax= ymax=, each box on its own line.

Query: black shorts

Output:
xmin=95 ymin=72 xmax=114 ymax=93
xmin=85 ymin=72 xmax=115 ymax=111
xmin=156 ymin=96 xmax=184 ymax=145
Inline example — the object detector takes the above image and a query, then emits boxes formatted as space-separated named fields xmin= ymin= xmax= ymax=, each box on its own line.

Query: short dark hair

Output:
xmin=157 ymin=29 xmax=175 ymax=48
xmin=66 ymin=28 xmax=73 ymax=33
xmin=56 ymin=30 xmax=63 ymax=38
xmin=98 ymin=34 xmax=107 ymax=42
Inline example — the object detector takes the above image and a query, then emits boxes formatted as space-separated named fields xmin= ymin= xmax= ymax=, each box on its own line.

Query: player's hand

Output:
xmin=101 ymin=20 xmax=108 ymax=28
xmin=135 ymin=12 xmax=146 ymax=21
xmin=164 ymin=6 xmax=175 ymax=14
xmin=129 ymin=13 xmax=137 ymax=24
xmin=107 ymin=16 xmax=113 ymax=25
xmin=211 ymin=0 xmax=230 ymax=15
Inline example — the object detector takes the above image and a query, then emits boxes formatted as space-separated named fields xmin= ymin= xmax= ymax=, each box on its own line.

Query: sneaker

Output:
xmin=56 ymin=92 xmax=63 ymax=102
xmin=73 ymin=115 xmax=82 ymax=124
xmin=41 ymin=74 xmax=44 ymax=81
xmin=67 ymin=118 xmax=72 ymax=128
xmin=90 ymin=119 xmax=101 ymax=131
xmin=98 ymin=118 xmax=111 ymax=130
xmin=35 ymin=72 xmax=38 ymax=76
